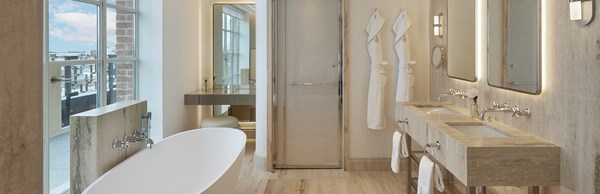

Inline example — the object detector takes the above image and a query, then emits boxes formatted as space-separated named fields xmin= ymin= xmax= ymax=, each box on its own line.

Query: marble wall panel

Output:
xmin=70 ymin=100 xmax=147 ymax=194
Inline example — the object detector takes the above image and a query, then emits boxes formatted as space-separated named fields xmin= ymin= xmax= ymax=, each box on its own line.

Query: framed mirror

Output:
xmin=213 ymin=3 xmax=256 ymax=117
xmin=213 ymin=4 xmax=256 ymax=88
xmin=487 ymin=0 xmax=540 ymax=94
xmin=447 ymin=0 xmax=477 ymax=81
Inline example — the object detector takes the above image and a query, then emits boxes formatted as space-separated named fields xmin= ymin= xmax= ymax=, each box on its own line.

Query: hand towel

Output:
xmin=417 ymin=156 xmax=435 ymax=194
xmin=401 ymin=131 xmax=409 ymax=158
xmin=418 ymin=156 xmax=445 ymax=194
xmin=433 ymin=163 xmax=445 ymax=192
xmin=391 ymin=131 xmax=402 ymax=173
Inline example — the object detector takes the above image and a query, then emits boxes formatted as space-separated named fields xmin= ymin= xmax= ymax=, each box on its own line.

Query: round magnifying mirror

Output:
xmin=431 ymin=44 xmax=445 ymax=69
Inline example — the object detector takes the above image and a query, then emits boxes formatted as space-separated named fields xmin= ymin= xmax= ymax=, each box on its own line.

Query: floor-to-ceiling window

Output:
xmin=45 ymin=0 xmax=138 ymax=193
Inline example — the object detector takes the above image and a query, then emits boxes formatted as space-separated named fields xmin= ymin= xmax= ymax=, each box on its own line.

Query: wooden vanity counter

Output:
xmin=398 ymin=102 xmax=560 ymax=187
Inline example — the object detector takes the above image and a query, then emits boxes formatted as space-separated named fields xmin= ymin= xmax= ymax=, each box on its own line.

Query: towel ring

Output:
xmin=396 ymin=119 xmax=408 ymax=132
xmin=431 ymin=44 xmax=445 ymax=69
xmin=396 ymin=118 xmax=408 ymax=127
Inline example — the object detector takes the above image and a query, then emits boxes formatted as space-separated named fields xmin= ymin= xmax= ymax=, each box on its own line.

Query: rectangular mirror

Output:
xmin=487 ymin=0 xmax=540 ymax=94
xmin=447 ymin=0 xmax=477 ymax=81
xmin=213 ymin=4 xmax=256 ymax=88
xmin=213 ymin=4 xmax=256 ymax=118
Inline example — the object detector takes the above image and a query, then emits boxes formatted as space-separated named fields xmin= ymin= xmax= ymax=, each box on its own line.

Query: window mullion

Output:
xmin=73 ymin=0 xmax=101 ymax=6
xmin=98 ymin=0 xmax=108 ymax=107
xmin=134 ymin=0 xmax=140 ymax=99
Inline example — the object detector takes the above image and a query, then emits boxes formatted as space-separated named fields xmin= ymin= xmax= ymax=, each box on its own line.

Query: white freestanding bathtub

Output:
xmin=83 ymin=128 xmax=246 ymax=194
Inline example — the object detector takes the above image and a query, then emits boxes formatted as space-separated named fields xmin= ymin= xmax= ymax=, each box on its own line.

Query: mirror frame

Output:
xmin=431 ymin=44 xmax=445 ymax=69
xmin=486 ymin=0 xmax=542 ymax=95
xmin=212 ymin=2 xmax=256 ymax=89
xmin=446 ymin=0 xmax=478 ymax=82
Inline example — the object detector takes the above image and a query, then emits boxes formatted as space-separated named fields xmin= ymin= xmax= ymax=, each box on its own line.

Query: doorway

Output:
xmin=273 ymin=0 xmax=343 ymax=168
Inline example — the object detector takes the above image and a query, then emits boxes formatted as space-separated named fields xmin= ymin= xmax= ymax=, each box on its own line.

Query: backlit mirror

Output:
xmin=213 ymin=4 xmax=256 ymax=88
xmin=487 ymin=0 xmax=540 ymax=94
xmin=447 ymin=0 xmax=477 ymax=81
xmin=213 ymin=4 xmax=256 ymax=118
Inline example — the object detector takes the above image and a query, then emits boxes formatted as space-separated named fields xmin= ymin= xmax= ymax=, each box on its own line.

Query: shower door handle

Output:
xmin=288 ymin=82 xmax=338 ymax=86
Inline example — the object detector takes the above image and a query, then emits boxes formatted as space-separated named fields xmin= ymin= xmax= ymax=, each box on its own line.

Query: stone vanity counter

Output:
xmin=184 ymin=89 xmax=256 ymax=105
xmin=397 ymin=102 xmax=560 ymax=187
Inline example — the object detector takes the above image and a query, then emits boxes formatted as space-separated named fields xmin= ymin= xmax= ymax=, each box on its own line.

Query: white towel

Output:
xmin=391 ymin=130 xmax=410 ymax=173
xmin=417 ymin=156 xmax=445 ymax=194
xmin=391 ymin=131 xmax=402 ymax=173
xmin=401 ymin=131 xmax=409 ymax=158
xmin=434 ymin=163 xmax=445 ymax=192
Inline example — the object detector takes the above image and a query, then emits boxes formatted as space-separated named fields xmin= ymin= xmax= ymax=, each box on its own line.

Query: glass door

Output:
xmin=274 ymin=0 xmax=342 ymax=168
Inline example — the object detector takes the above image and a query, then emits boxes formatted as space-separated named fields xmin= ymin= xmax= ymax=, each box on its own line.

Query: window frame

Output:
xmin=46 ymin=0 xmax=140 ymax=107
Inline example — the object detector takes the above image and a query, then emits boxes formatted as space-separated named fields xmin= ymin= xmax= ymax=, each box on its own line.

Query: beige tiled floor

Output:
xmin=235 ymin=143 xmax=410 ymax=194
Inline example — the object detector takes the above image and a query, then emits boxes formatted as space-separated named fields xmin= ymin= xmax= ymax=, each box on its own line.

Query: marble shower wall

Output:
xmin=70 ymin=100 xmax=148 ymax=194
xmin=431 ymin=0 xmax=600 ymax=193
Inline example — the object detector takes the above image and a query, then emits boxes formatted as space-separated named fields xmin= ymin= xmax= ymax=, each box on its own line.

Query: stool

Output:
xmin=201 ymin=116 xmax=240 ymax=128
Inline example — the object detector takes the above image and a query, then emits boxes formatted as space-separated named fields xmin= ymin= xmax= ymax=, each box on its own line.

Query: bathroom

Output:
xmin=1 ymin=0 xmax=599 ymax=194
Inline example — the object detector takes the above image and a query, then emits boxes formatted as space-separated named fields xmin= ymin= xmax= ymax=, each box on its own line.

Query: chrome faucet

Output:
xmin=437 ymin=89 xmax=467 ymax=102
xmin=112 ymin=135 xmax=130 ymax=149
xmin=132 ymin=112 xmax=154 ymax=149
xmin=112 ymin=112 xmax=155 ymax=149
xmin=479 ymin=102 xmax=531 ymax=121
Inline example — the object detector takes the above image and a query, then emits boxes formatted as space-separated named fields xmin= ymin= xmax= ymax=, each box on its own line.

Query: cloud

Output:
xmin=49 ymin=0 xmax=125 ymax=50
xmin=50 ymin=11 xmax=98 ymax=45
xmin=49 ymin=0 xmax=79 ymax=13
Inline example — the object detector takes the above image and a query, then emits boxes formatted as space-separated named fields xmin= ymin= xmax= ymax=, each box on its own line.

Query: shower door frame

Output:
xmin=271 ymin=0 xmax=344 ymax=169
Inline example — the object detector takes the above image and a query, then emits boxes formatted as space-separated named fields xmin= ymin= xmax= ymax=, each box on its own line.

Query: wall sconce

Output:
xmin=569 ymin=0 xmax=595 ymax=25
xmin=433 ymin=13 xmax=443 ymax=37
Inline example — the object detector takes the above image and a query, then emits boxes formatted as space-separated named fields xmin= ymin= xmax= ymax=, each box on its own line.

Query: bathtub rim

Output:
xmin=82 ymin=127 xmax=247 ymax=194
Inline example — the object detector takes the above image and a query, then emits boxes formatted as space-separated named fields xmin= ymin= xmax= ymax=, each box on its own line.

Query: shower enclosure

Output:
xmin=273 ymin=0 xmax=342 ymax=168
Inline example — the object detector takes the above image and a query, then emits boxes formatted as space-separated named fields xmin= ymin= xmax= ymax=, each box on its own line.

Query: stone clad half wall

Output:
xmin=70 ymin=100 xmax=147 ymax=194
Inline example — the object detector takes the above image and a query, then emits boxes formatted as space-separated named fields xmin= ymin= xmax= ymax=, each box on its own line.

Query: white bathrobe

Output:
xmin=366 ymin=10 xmax=387 ymax=130
xmin=393 ymin=9 xmax=415 ymax=102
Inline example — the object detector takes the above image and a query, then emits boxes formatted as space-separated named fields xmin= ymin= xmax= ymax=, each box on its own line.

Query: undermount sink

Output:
xmin=446 ymin=122 xmax=509 ymax=138
xmin=416 ymin=106 xmax=458 ymax=115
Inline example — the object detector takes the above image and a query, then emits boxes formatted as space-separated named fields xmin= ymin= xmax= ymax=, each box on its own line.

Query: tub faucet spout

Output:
xmin=128 ymin=136 xmax=154 ymax=149
xmin=145 ymin=138 xmax=154 ymax=149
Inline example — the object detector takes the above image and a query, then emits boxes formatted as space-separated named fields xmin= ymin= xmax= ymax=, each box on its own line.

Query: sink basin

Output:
xmin=446 ymin=122 xmax=509 ymax=138
xmin=416 ymin=106 xmax=458 ymax=115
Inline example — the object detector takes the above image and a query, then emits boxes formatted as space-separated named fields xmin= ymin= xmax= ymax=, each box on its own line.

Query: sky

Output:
xmin=49 ymin=0 xmax=118 ymax=53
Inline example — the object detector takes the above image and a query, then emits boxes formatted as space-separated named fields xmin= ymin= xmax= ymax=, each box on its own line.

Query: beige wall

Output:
xmin=431 ymin=0 xmax=600 ymax=193
xmin=139 ymin=0 xmax=200 ymax=140
xmin=0 ymin=1 xmax=43 ymax=193
xmin=347 ymin=0 xmax=430 ymax=159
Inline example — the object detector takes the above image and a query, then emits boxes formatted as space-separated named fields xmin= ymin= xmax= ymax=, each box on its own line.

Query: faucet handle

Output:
xmin=492 ymin=101 xmax=499 ymax=107
xmin=522 ymin=109 xmax=531 ymax=118
xmin=112 ymin=135 xmax=130 ymax=149
xmin=495 ymin=102 xmax=509 ymax=108
xmin=512 ymin=106 xmax=520 ymax=118
xmin=517 ymin=108 xmax=531 ymax=118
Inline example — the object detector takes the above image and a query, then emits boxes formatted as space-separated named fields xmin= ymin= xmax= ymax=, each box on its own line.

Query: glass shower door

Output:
xmin=274 ymin=0 xmax=341 ymax=168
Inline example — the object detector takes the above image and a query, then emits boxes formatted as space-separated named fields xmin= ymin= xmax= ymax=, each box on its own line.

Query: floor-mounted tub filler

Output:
xmin=83 ymin=128 xmax=247 ymax=194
